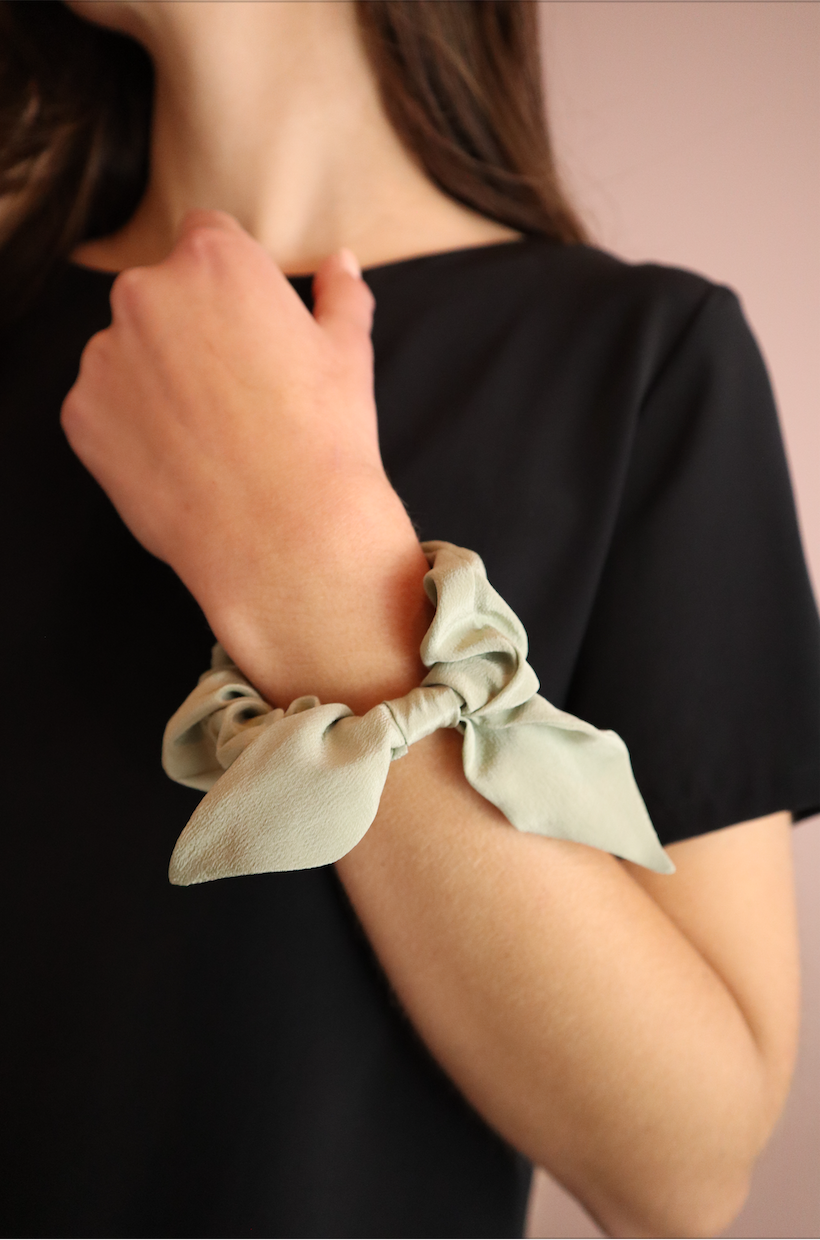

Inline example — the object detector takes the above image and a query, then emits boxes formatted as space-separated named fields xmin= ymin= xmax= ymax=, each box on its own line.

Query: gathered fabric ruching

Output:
xmin=163 ymin=541 xmax=674 ymax=885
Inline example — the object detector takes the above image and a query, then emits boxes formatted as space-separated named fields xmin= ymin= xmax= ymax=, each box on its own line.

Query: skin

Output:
xmin=64 ymin=4 xmax=801 ymax=1236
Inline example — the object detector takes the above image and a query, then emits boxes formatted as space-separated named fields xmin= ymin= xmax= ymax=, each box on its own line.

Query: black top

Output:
xmin=2 ymin=238 xmax=818 ymax=1240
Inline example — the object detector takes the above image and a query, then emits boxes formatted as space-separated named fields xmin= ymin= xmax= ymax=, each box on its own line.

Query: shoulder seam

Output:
xmin=638 ymin=282 xmax=738 ymax=417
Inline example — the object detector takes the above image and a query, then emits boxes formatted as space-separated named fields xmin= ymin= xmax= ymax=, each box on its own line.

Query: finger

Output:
xmin=167 ymin=210 xmax=288 ymax=306
xmin=312 ymin=249 xmax=375 ymax=347
xmin=166 ymin=209 xmax=250 ymax=274
xmin=175 ymin=208 xmax=245 ymax=244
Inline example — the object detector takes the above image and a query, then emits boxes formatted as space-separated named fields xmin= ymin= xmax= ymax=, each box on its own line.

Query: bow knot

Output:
xmin=163 ymin=542 xmax=673 ymax=885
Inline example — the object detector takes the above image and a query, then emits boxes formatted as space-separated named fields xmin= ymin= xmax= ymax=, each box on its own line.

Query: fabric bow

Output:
xmin=163 ymin=541 xmax=674 ymax=885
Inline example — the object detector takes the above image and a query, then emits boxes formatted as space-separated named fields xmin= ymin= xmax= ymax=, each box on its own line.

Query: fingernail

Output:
xmin=338 ymin=248 xmax=361 ymax=279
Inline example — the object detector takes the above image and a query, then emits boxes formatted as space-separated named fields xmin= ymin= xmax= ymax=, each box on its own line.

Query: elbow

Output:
xmin=577 ymin=1065 xmax=785 ymax=1238
xmin=602 ymin=1067 xmax=793 ymax=1235
xmin=591 ymin=1168 xmax=752 ymax=1239
xmin=686 ymin=1175 xmax=752 ymax=1239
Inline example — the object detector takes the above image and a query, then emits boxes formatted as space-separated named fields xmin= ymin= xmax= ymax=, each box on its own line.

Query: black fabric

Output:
xmin=1 ymin=238 xmax=818 ymax=1239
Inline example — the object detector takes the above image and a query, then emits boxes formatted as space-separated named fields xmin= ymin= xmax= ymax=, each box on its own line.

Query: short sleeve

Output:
xmin=564 ymin=284 xmax=820 ymax=846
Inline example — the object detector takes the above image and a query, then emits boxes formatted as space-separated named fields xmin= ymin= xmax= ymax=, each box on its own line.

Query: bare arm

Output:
xmin=63 ymin=216 xmax=801 ymax=1239
xmin=337 ymin=732 xmax=799 ymax=1239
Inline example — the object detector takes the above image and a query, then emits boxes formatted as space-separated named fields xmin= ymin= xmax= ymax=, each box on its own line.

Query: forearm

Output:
xmin=336 ymin=727 xmax=771 ymax=1239
xmin=201 ymin=470 xmax=779 ymax=1238
xmin=219 ymin=531 xmax=773 ymax=1236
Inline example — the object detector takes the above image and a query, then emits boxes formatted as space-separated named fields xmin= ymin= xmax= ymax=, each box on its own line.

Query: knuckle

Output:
xmin=78 ymin=327 xmax=110 ymax=375
xmin=60 ymin=328 xmax=109 ymax=436
xmin=110 ymin=267 xmax=147 ymax=318
xmin=59 ymin=388 xmax=78 ymax=434
xmin=60 ymin=385 xmax=89 ymax=449
xmin=180 ymin=223 xmax=232 ymax=263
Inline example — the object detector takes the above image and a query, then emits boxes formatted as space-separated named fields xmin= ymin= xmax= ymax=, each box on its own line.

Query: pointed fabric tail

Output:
xmin=163 ymin=542 xmax=674 ymax=885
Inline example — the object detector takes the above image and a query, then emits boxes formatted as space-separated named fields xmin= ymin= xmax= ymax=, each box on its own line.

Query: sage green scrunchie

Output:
xmin=163 ymin=540 xmax=674 ymax=885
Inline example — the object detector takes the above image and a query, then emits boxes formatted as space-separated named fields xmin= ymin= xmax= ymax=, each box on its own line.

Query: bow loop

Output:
xmin=163 ymin=541 xmax=674 ymax=885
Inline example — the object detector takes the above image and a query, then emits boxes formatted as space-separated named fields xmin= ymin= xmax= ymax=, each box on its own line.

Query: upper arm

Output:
xmin=621 ymin=811 xmax=800 ymax=1130
xmin=562 ymin=285 xmax=820 ymax=849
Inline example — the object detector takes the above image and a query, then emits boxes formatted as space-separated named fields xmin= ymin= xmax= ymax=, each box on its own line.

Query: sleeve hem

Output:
xmin=649 ymin=778 xmax=820 ymax=847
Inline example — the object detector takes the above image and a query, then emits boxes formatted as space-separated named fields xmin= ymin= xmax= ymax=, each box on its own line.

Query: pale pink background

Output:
xmin=526 ymin=4 xmax=820 ymax=1238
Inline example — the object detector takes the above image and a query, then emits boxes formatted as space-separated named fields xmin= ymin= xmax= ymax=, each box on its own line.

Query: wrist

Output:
xmin=212 ymin=525 xmax=433 ymax=714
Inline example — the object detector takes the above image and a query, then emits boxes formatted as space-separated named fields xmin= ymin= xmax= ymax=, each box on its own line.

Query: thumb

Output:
xmin=312 ymin=249 xmax=375 ymax=347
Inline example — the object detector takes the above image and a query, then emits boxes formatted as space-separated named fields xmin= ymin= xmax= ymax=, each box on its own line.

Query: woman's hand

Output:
xmin=62 ymin=211 xmax=430 ymax=710
xmin=61 ymin=215 xmax=800 ymax=1240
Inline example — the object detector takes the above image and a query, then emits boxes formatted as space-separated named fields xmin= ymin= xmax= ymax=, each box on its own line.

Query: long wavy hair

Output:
xmin=0 ymin=0 xmax=589 ymax=319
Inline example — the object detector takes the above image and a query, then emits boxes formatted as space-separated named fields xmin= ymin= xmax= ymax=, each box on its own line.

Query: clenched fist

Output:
xmin=62 ymin=211 xmax=430 ymax=712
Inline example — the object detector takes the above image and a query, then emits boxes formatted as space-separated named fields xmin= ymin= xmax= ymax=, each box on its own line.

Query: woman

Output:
xmin=1 ymin=3 xmax=818 ymax=1237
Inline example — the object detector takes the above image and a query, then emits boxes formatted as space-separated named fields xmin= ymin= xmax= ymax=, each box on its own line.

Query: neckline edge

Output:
xmin=65 ymin=234 xmax=555 ymax=283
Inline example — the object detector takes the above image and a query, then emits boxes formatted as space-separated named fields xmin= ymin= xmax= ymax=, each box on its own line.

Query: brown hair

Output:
xmin=0 ymin=0 xmax=589 ymax=317
xmin=355 ymin=1 xmax=588 ymax=243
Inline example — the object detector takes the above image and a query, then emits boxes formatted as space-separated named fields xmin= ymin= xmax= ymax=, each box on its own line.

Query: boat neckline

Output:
xmin=65 ymin=234 xmax=551 ymax=283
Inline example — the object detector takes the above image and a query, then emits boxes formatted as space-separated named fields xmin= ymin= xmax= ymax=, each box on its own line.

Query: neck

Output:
xmin=73 ymin=1 xmax=519 ymax=274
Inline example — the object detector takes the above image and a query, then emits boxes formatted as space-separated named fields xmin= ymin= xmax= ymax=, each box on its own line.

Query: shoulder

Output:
xmin=443 ymin=237 xmax=723 ymax=316
xmin=382 ymin=238 xmax=748 ymax=398
xmin=516 ymin=239 xmax=745 ymax=366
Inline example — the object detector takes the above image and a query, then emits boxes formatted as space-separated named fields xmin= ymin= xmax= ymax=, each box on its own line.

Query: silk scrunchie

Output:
xmin=163 ymin=541 xmax=674 ymax=885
